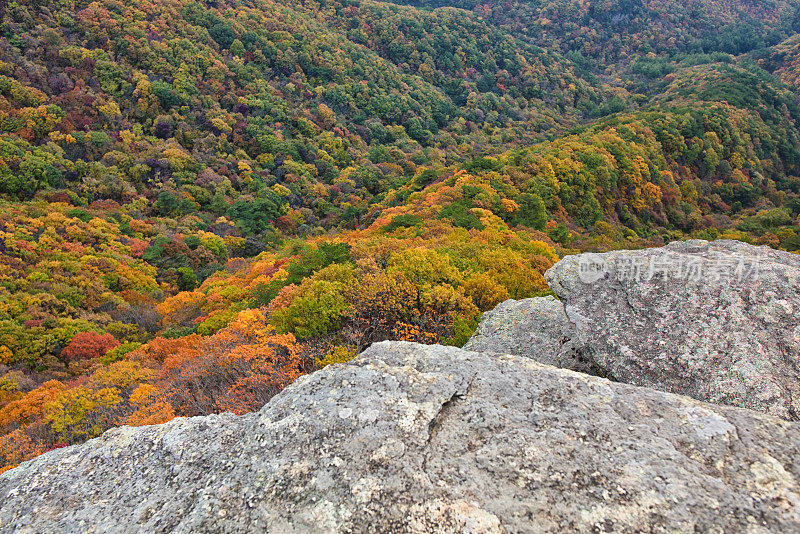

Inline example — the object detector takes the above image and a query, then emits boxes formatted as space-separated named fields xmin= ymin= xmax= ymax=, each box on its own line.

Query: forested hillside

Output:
xmin=2 ymin=0 xmax=800 ymax=472
xmin=393 ymin=0 xmax=800 ymax=65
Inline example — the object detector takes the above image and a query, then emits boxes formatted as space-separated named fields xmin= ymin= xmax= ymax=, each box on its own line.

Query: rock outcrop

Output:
xmin=3 ymin=341 xmax=800 ymax=533
xmin=543 ymin=239 xmax=800 ymax=420
xmin=463 ymin=295 xmax=590 ymax=372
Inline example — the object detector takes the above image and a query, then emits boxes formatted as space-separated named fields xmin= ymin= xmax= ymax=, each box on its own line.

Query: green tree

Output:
xmin=516 ymin=193 xmax=548 ymax=230
xmin=227 ymin=195 xmax=285 ymax=235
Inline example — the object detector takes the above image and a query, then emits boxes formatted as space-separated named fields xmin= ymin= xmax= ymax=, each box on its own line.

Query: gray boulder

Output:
xmin=464 ymin=296 xmax=590 ymax=373
xmin=545 ymin=239 xmax=800 ymax=420
xmin=3 ymin=341 xmax=800 ymax=533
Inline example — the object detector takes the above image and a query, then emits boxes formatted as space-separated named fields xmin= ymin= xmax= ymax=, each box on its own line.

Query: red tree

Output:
xmin=61 ymin=332 xmax=120 ymax=362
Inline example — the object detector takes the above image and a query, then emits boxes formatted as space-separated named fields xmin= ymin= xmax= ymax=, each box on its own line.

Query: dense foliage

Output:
xmin=2 ymin=0 xmax=800 ymax=472
xmin=394 ymin=0 xmax=800 ymax=67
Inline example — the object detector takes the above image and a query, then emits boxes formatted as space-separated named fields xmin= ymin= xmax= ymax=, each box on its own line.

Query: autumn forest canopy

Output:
xmin=2 ymin=0 xmax=800 ymax=471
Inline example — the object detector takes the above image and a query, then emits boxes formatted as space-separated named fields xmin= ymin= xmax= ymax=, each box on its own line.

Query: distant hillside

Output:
xmin=0 ymin=0 xmax=602 ymax=211
xmin=388 ymin=0 xmax=800 ymax=66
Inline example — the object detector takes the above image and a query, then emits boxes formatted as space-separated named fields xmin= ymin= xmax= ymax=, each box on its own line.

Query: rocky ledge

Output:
xmin=1 ymin=239 xmax=799 ymax=533
xmin=471 ymin=239 xmax=800 ymax=420
xmin=3 ymin=342 xmax=800 ymax=533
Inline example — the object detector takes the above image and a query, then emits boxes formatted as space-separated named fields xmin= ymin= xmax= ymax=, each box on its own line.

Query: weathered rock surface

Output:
xmin=545 ymin=239 xmax=800 ymax=420
xmin=463 ymin=296 xmax=590 ymax=372
xmin=3 ymin=341 xmax=800 ymax=533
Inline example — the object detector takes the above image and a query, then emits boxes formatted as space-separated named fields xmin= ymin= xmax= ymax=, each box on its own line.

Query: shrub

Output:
xmin=316 ymin=346 xmax=357 ymax=368
xmin=382 ymin=214 xmax=422 ymax=232
xmin=271 ymin=280 xmax=349 ymax=339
